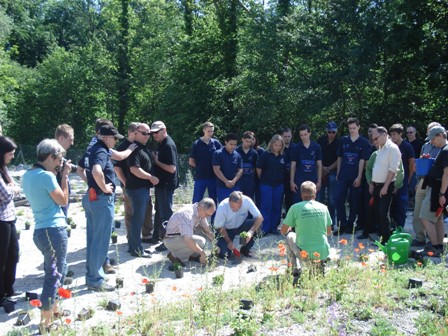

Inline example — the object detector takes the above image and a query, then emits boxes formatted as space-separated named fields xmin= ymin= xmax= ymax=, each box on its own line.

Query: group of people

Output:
xmin=0 ymin=117 xmax=447 ymax=331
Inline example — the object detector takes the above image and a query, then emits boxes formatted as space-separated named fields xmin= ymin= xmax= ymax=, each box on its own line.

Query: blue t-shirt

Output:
xmin=212 ymin=148 xmax=243 ymax=188
xmin=337 ymin=136 xmax=370 ymax=181
xmin=84 ymin=140 xmax=116 ymax=192
xmin=257 ymin=151 xmax=286 ymax=186
xmin=22 ymin=168 xmax=66 ymax=229
xmin=236 ymin=146 xmax=258 ymax=178
xmin=398 ymin=140 xmax=415 ymax=176
xmin=189 ymin=138 xmax=222 ymax=180
xmin=291 ymin=141 xmax=322 ymax=184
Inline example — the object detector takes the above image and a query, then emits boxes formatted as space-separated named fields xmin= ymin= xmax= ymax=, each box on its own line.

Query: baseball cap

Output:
xmin=326 ymin=121 xmax=338 ymax=131
xmin=99 ymin=125 xmax=124 ymax=139
xmin=425 ymin=125 xmax=446 ymax=141
xmin=150 ymin=121 xmax=166 ymax=133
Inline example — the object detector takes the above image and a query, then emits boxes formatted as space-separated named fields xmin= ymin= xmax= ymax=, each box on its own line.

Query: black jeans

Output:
xmin=372 ymin=183 xmax=395 ymax=243
xmin=0 ymin=219 xmax=19 ymax=298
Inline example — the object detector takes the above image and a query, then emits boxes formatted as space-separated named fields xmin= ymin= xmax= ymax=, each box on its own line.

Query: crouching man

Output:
xmin=214 ymin=191 xmax=263 ymax=258
xmin=164 ymin=198 xmax=217 ymax=266
xmin=280 ymin=181 xmax=332 ymax=281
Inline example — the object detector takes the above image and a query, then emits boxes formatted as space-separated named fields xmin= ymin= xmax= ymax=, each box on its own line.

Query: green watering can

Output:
xmin=374 ymin=228 xmax=412 ymax=265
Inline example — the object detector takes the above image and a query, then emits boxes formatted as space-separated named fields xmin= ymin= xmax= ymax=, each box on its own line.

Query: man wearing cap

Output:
xmin=125 ymin=123 xmax=159 ymax=258
xmin=150 ymin=121 xmax=179 ymax=247
xmin=419 ymin=125 xmax=447 ymax=257
xmin=317 ymin=121 xmax=340 ymax=226
xmin=412 ymin=122 xmax=442 ymax=247
xmin=82 ymin=125 xmax=124 ymax=291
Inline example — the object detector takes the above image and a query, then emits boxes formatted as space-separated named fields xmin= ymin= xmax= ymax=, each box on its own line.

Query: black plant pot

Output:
xmin=175 ymin=269 xmax=184 ymax=279
xmin=239 ymin=237 xmax=247 ymax=246
xmin=71 ymin=224 xmax=77 ymax=229
xmin=114 ymin=221 xmax=121 ymax=229
xmin=111 ymin=236 xmax=118 ymax=244
xmin=25 ymin=291 xmax=38 ymax=301
xmin=25 ymin=223 xmax=31 ymax=230
xmin=78 ymin=308 xmax=93 ymax=321
xmin=15 ymin=312 xmax=30 ymax=326
xmin=409 ymin=278 xmax=423 ymax=289
xmin=116 ymin=278 xmax=124 ymax=288
xmin=145 ymin=282 xmax=155 ymax=294
xmin=240 ymin=299 xmax=254 ymax=310
xmin=107 ymin=300 xmax=121 ymax=311
xmin=3 ymin=300 xmax=15 ymax=313
xmin=247 ymin=265 xmax=257 ymax=273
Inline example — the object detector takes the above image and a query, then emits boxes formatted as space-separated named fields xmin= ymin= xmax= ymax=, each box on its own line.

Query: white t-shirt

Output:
xmin=214 ymin=196 xmax=261 ymax=230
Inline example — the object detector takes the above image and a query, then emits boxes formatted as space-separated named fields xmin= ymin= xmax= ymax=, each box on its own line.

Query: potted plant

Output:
xmin=16 ymin=229 xmax=21 ymax=240
xmin=111 ymin=231 xmax=118 ymax=244
xmin=68 ymin=217 xmax=76 ymax=229
xmin=212 ymin=274 xmax=224 ymax=286
xmin=115 ymin=277 xmax=124 ymax=288
xmin=143 ymin=279 xmax=155 ymax=293
xmin=77 ymin=307 xmax=94 ymax=321
xmin=15 ymin=310 xmax=30 ymax=326
xmin=114 ymin=220 xmax=121 ymax=229
xmin=173 ymin=262 xmax=183 ymax=279
xmin=66 ymin=226 xmax=71 ymax=238
xmin=24 ymin=221 xmax=31 ymax=230
xmin=239 ymin=231 xmax=249 ymax=246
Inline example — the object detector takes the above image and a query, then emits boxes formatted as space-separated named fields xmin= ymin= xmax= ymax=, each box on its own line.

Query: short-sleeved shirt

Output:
xmin=317 ymin=135 xmax=340 ymax=168
xmin=397 ymin=140 xmax=415 ymax=176
xmin=283 ymin=200 xmax=331 ymax=260
xmin=427 ymin=144 xmax=448 ymax=182
xmin=236 ymin=146 xmax=258 ymax=178
xmin=154 ymin=135 xmax=179 ymax=189
xmin=189 ymin=138 xmax=222 ymax=180
xmin=165 ymin=203 xmax=209 ymax=237
xmin=337 ymin=136 xmax=370 ymax=181
xmin=125 ymin=141 xmax=154 ymax=189
xmin=214 ymin=196 xmax=261 ymax=230
xmin=84 ymin=140 xmax=116 ymax=192
xmin=113 ymin=139 xmax=132 ymax=170
xmin=22 ymin=168 xmax=66 ymax=229
xmin=291 ymin=141 xmax=322 ymax=184
xmin=78 ymin=136 xmax=112 ymax=169
xmin=408 ymin=138 xmax=424 ymax=158
xmin=257 ymin=151 xmax=286 ymax=186
xmin=212 ymin=148 xmax=243 ymax=188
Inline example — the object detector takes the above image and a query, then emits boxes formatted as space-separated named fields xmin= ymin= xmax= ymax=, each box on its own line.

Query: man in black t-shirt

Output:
xmin=150 ymin=121 xmax=179 ymax=246
xmin=125 ymin=123 xmax=159 ymax=257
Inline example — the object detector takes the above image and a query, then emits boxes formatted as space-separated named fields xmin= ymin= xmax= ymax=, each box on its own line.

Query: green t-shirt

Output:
xmin=283 ymin=200 xmax=331 ymax=260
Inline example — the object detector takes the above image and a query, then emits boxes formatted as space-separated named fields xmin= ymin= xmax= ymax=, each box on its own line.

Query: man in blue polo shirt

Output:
xmin=213 ymin=133 xmax=243 ymax=203
xmin=290 ymin=124 xmax=322 ymax=204
xmin=189 ymin=121 xmax=222 ymax=203
xmin=236 ymin=131 xmax=258 ymax=200
xmin=389 ymin=124 xmax=415 ymax=229
xmin=333 ymin=117 xmax=370 ymax=235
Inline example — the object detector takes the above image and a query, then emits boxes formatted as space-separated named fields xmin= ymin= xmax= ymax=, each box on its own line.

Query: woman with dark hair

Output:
xmin=0 ymin=136 xmax=20 ymax=307
xmin=22 ymin=139 xmax=70 ymax=331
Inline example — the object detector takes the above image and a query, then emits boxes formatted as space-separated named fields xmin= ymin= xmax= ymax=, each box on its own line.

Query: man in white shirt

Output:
xmin=214 ymin=191 xmax=263 ymax=258
xmin=369 ymin=126 xmax=401 ymax=242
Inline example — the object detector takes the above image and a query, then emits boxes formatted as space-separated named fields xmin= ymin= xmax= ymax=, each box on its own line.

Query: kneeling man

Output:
xmin=164 ymin=198 xmax=216 ymax=266
xmin=280 ymin=181 xmax=332 ymax=277
xmin=215 ymin=191 xmax=263 ymax=258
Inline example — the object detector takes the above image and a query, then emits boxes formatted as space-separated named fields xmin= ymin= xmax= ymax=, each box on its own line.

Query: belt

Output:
xmin=165 ymin=233 xmax=181 ymax=238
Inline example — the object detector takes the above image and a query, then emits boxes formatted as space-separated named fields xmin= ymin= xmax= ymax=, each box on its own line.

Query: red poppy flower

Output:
xmin=30 ymin=299 xmax=42 ymax=307
xmin=142 ymin=278 xmax=149 ymax=284
xmin=268 ymin=266 xmax=279 ymax=272
xmin=278 ymin=243 xmax=285 ymax=249
xmin=58 ymin=287 xmax=72 ymax=299
xmin=65 ymin=318 xmax=72 ymax=324
xmin=172 ymin=286 xmax=177 ymax=291
xmin=358 ymin=242 xmax=365 ymax=250
xmin=300 ymin=250 xmax=308 ymax=259
xmin=116 ymin=311 xmax=123 ymax=316
xmin=361 ymin=262 xmax=367 ymax=267
xmin=368 ymin=248 xmax=375 ymax=253
xmin=339 ymin=239 xmax=348 ymax=245
xmin=313 ymin=252 xmax=320 ymax=258
xmin=130 ymin=291 xmax=136 ymax=296
xmin=354 ymin=248 xmax=360 ymax=253
xmin=427 ymin=251 xmax=434 ymax=257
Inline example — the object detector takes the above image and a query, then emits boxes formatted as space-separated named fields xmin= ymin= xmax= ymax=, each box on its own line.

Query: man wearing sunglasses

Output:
xmin=125 ymin=123 xmax=159 ymax=257
xmin=150 ymin=121 xmax=179 ymax=249
xmin=317 ymin=121 xmax=340 ymax=227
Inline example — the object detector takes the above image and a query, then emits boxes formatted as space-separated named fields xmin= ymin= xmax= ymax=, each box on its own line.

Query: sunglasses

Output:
xmin=137 ymin=130 xmax=151 ymax=136
xmin=152 ymin=129 xmax=163 ymax=134
xmin=372 ymin=135 xmax=383 ymax=142
xmin=327 ymin=131 xmax=336 ymax=134
xmin=406 ymin=131 xmax=414 ymax=134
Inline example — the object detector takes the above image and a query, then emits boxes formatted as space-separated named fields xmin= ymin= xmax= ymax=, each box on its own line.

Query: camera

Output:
xmin=62 ymin=158 xmax=78 ymax=174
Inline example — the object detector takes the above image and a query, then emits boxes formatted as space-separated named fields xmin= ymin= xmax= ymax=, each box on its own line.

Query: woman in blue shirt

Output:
xmin=257 ymin=135 xmax=286 ymax=235
xmin=22 ymin=139 xmax=71 ymax=331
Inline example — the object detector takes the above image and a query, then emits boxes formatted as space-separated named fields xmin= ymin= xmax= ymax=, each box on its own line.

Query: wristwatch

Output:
xmin=439 ymin=192 xmax=446 ymax=196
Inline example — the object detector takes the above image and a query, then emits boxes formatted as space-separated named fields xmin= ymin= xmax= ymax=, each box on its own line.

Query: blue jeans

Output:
xmin=390 ymin=175 xmax=409 ymax=228
xmin=217 ymin=219 xmax=255 ymax=258
xmin=260 ymin=184 xmax=284 ymax=234
xmin=154 ymin=187 xmax=174 ymax=240
xmin=217 ymin=186 xmax=239 ymax=204
xmin=317 ymin=171 xmax=336 ymax=226
xmin=334 ymin=178 xmax=361 ymax=229
xmin=83 ymin=193 xmax=114 ymax=287
xmin=192 ymin=179 xmax=217 ymax=203
xmin=126 ymin=188 xmax=150 ymax=254
xmin=33 ymin=226 xmax=67 ymax=310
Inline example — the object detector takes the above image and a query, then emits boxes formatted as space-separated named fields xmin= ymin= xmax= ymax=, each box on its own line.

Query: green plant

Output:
xmin=212 ymin=274 xmax=224 ymax=286
xmin=240 ymin=231 xmax=249 ymax=239
xmin=111 ymin=231 xmax=118 ymax=238
xmin=172 ymin=262 xmax=182 ymax=271
xmin=16 ymin=210 xmax=24 ymax=216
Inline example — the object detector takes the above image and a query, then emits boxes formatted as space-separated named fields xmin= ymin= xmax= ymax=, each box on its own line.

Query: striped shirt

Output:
xmin=0 ymin=172 xmax=16 ymax=221
xmin=165 ymin=203 xmax=209 ymax=237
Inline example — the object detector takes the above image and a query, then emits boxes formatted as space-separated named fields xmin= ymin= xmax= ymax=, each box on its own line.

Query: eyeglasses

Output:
xmin=406 ymin=131 xmax=414 ymax=134
xmin=372 ymin=134 xmax=384 ymax=142
xmin=327 ymin=131 xmax=336 ymax=134
xmin=137 ymin=130 xmax=151 ymax=136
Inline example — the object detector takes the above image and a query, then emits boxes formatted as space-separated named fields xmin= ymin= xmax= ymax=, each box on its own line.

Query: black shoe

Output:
xmin=155 ymin=243 xmax=168 ymax=252
xmin=87 ymin=283 xmax=115 ymax=292
xmin=357 ymin=233 xmax=369 ymax=240
xmin=411 ymin=239 xmax=426 ymax=247
xmin=147 ymin=237 xmax=161 ymax=245
xmin=130 ymin=251 xmax=152 ymax=258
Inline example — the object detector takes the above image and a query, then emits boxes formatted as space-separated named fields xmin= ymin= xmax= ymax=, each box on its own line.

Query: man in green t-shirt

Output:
xmin=280 ymin=181 xmax=332 ymax=280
